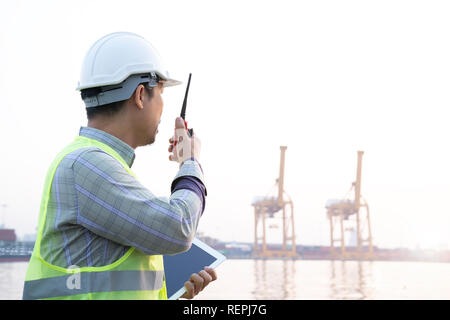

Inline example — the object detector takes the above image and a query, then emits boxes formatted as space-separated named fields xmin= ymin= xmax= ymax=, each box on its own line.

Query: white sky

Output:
xmin=1 ymin=0 xmax=449 ymax=250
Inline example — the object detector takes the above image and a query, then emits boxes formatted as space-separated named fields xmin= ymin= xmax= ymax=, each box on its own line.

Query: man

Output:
xmin=23 ymin=32 xmax=215 ymax=300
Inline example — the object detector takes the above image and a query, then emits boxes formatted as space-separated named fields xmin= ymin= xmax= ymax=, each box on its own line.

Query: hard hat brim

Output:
xmin=76 ymin=74 xmax=183 ymax=91
xmin=162 ymin=78 xmax=182 ymax=87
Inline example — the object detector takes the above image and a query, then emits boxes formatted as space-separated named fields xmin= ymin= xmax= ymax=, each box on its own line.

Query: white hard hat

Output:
xmin=77 ymin=32 xmax=181 ymax=107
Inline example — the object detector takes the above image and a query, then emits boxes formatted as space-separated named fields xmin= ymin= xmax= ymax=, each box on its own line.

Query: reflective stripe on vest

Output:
xmin=23 ymin=270 xmax=164 ymax=300
xmin=23 ymin=136 xmax=167 ymax=300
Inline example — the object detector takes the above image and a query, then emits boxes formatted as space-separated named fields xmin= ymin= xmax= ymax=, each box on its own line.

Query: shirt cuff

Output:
xmin=172 ymin=159 xmax=206 ymax=194
xmin=171 ymin=176 xmax=207 ymax=214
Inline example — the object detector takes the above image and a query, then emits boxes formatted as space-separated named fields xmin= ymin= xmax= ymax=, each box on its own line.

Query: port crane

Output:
xmin=252 ymin=146 xmax=298 ymax=258
xmin=325 ymin=151 xmax=374 ymax=260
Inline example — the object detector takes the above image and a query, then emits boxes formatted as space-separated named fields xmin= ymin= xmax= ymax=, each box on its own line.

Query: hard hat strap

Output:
xmin=81 ymin=73 xmax=160 ymax=108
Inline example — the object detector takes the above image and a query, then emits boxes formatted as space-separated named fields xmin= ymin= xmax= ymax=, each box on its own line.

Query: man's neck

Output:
xmin=87 ymin=120 xmax=138 ymax=149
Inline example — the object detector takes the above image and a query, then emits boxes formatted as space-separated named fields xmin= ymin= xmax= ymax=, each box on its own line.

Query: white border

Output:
xmin=168 ymin=238 xmax=227 ymax=300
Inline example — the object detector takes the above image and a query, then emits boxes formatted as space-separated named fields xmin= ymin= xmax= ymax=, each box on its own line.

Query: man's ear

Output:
xmin=134 ymin=84 xmax=145 ymax=110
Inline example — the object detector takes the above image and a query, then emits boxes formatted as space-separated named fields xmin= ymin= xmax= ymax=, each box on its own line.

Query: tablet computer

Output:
xmin=163 ymin=238 xmax=226 ymax=300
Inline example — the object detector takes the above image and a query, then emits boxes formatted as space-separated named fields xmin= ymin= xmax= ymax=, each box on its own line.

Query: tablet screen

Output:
xmin=163 ymin=238 xmax=226 ymax=299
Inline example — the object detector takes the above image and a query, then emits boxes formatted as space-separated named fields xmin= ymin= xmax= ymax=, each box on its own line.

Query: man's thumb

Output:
xmin=175 ymin=117 xmax=185 ymax=129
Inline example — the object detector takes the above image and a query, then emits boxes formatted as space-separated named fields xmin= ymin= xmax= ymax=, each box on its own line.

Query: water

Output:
xmin=2 ymin=260 xmax=450 ymax=300
xmin=0 ymin=262 xmax=28 ymax=300
xmin=197 ymin=259 xmax=450 ymax=300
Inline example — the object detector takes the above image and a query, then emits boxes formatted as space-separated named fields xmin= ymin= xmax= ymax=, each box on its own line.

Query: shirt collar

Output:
xmin=79 ymin=127 xmax=136 ymax=167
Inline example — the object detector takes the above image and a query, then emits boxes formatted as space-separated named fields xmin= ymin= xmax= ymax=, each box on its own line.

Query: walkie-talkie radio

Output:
xmin=180 ymin=73 xmax=194 ymax=137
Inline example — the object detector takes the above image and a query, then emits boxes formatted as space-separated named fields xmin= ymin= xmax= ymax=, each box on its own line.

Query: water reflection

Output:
xmin=252 ymin=259 xmax=296 ymax=299
xmin=0 ymin=262 xmax=27 ymax=300
xmin=329 ymin=260 xmax=374 ymax=299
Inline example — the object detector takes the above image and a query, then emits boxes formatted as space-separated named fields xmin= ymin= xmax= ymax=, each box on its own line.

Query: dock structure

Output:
xmin=326 ymin=151 xmax=374 ymax=260
xmin=252 ymin=146 xmax=298 ymax=259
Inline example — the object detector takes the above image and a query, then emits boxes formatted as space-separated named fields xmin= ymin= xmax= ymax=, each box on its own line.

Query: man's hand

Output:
xmin=180 ymin=266 xmax=217 ymax=299
xmin=168 ymin=117 xmax=201 ymax=164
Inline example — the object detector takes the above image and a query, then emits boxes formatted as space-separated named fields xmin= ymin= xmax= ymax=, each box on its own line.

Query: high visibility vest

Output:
xmin=23 ymin=136 xmax=167 ymax=300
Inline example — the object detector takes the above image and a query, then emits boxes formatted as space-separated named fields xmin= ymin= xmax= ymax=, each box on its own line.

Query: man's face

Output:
xmin=141 ymin=82 xmax=164 ymax=146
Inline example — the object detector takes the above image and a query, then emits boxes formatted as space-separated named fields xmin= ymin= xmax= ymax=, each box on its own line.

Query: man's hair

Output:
xmin=82 ymin=83 xmax=154 ymax=120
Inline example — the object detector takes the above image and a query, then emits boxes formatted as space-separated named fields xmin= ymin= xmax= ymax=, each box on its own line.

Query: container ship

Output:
xmin=0 ymin=228 xmax=34 ymax=263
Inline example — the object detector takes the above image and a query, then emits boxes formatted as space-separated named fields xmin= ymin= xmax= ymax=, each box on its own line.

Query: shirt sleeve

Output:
xmin=70 ymin=148 xmax=205 ymax=256
xmin=171 ymin=176 xmax=206 ymax=215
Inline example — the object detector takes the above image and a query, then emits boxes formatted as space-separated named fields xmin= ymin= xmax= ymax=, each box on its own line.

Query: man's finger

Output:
xmin=175 ymin=117 xmax=185 ymax=129
xmin=182 ymin=280 xmax=195 ymax=299
xmin=204 ymin=266 xmax=218 ymax=281
xmin=189 ymin=273 xmax=204 ymax=295
xmin=199 ymin=270 xmax=213 ymax=288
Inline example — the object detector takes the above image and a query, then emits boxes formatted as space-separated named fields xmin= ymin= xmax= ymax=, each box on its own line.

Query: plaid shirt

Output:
xmin=40 ymin=127 xmax=206 ymax=268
